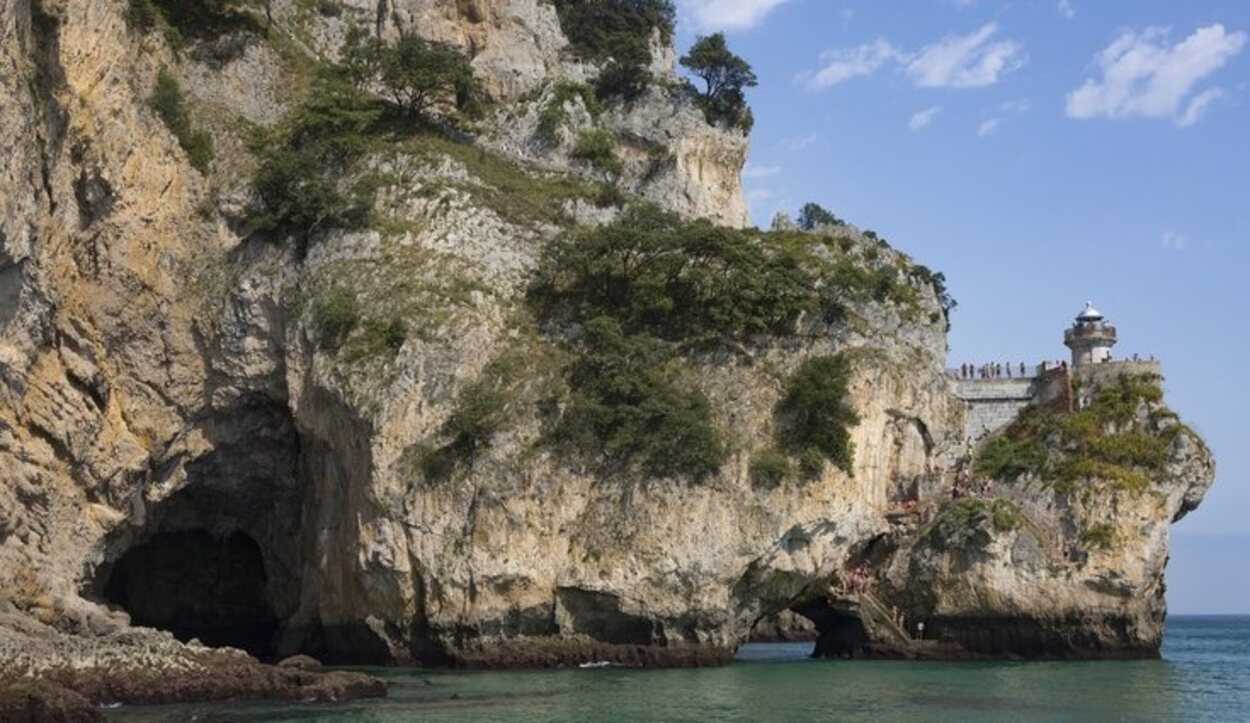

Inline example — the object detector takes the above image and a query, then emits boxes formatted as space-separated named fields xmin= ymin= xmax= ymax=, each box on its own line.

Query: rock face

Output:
xmin=0 ymin=0 xmax=1214 ymax=700
xmin=275 ymin=0 xmax=751 ymax=227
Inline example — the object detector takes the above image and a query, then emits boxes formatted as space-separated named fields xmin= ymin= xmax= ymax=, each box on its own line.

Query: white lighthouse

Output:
xmin=1063 ymin=302 xmax=1117 ymax=367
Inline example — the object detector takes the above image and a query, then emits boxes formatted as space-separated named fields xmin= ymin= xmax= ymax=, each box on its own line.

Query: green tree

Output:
xmin=594 ymin=35 xmax=652 ymax=102
xmin=797 ymin=202 xmax=840 ymax=231
xmin=680 ymin=33 xmax=757 ymax=131
xmin=250 ymin=74 xmax=381 ymax=246
xmin=549 ymin=0 xmax=676 ymax=61
xmin=550 ymin=0 xmax=675 ymax=103
xmin=776 ymin=355 xmax=860 ymax=473
xmin=549 ymin=317 xmax=726 ymax=480
xmin=342 ymin=30 xmax=479 ymax=122
xmin=376 ymin=35 xmax=479 ymax=120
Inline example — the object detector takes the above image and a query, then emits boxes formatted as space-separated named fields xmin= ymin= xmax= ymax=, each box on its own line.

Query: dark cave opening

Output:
xmin=102 ymin=529 xmax=280 ymax=660
xmin=800 ymin=599 xmax=871 ymax=659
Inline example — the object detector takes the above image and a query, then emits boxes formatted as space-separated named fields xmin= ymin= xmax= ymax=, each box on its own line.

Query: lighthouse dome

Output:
xmin=1076 ymin=302 xmax=1104 ymax=323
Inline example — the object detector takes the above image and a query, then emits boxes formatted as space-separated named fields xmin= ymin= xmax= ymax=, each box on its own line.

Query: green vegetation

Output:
xmin=525 ymin=206 xmax=931 ymax=481
xmin=908 ymin=264 xmax=957 ymax=331
xmin=571 ymin=129 xmax=624 ymax=177
xmin=531 ymin=205 xmax=926 ymax=342
xmin=534 ymin=205 xmax=827 ymax=342
xmin=548 ymin=0 xmax=676 ymax=61
xmin=342 ymin=30 xmax=480 ymax=123
xmin=249 ymin=72 xmax=381 ymax=244
xmin=775 ymin=355 xmax=860 ymax=474
xmin=128 ymin=0 xmax=159 ymax=31
xmin=976 ymin=374 xmax=1179 ymax=493
xmin=750 ymin=450 xmax=793 ymax=488
xmin=408 ymin=137 xmax=602 ymax=225
xmin=680 ymin=33 xmax=757 ymax=132
xmin=313 ymin=287 xmax=360 ymax=352
xmin=797 ymin=447 xmax=826 ymax=480
xmin=797 ymin=202 xmax=841 ymax=230
xmin=414 ymin=357 xmax=518 ymax=483
xmin=1081 ymin=522 xmax=1117 ymax=550
xmin=594 ymin=38 xmax=651 ymax=102
xmin=535 ymin=82 xmax=603 ymax=146
xmin=548 ymin=0 xmax=676 ymax=102
xmin=345 ymin=317 xmax=407 ymax=361
xmin=546 ymin=318 xmax=725 ymax=480
xmin=149 ymin=69 xmax=214 ymax=173
xmin=954 ymin=499 xmax=1021 ymax=532
xmin=137 ymin=0 xmax=265 ymax=45
xmin=989 ymin=499 xmax=1022 ymax=532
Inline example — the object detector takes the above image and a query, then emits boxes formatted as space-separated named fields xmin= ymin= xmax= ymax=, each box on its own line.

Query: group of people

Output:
xmin=951 ymin=468 xmax=993 ymax=500
xmin=956 ymin=362 xmax=1029 ymax=380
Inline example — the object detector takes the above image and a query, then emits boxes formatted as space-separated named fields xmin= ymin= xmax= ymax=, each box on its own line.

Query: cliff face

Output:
xmin=0 ymin=0 xmax=1213 ymax=696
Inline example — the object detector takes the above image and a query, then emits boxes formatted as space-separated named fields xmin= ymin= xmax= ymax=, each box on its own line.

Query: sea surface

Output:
xmin=107 ymin=616 xmax=1249 ymax=722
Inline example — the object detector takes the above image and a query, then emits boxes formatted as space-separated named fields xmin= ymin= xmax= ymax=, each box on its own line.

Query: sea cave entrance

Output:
xmin=102 ymin=529 xmax=280 ymax=659
xmin=801 ymin=598 xmax=871 ymax=659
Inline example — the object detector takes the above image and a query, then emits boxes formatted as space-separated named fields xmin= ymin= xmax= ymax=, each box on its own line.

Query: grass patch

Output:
xmin=571 ymin=129 xmax=624 ymax=177
xmin=312 ymin=287 xmax=360 ymax=352
xmin=150 ymin=68 xmax=214 ymax=173
xmin=401 ymin=133 xmax=600 ymax=226
xmin=1081 ymin=522 xmax=1117 ymax=550
xmin=750 ymin=449 xmax=793 ymax=488
xmin=535 ymin=82 xmax=603 ymax=146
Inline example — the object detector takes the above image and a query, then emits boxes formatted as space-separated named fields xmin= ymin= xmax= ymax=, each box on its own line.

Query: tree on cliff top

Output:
xmin=680 ymin=33 xmax=757 ymax=132
xmin=549 ymin=0 xmax=676 ymax=102
xmin=797 ymin=202 xmax=841 ymax=231
xmin=549 ymin=0 xmax=677 ymax=61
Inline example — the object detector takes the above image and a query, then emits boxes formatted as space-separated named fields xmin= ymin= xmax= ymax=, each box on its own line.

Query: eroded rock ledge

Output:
xmin=0 ymin=609 xmax=384 ymax=722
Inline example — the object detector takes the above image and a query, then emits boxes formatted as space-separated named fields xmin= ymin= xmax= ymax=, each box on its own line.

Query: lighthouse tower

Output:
xmin=1063 ymin=302 xmax=1116 ymax=367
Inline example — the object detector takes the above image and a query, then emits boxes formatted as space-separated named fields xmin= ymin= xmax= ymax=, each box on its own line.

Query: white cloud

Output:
xmin=1065 ymin=24 xmax=1247 ymax=126
xmin=906 ymin=23 xmax=1027 ymax=88
xmin=908 ymin=106 xmax=942 ymax=131
xmin=681 ymin=0 xmax=788 ymax=32
xmin=1161 ymin=230 xmax=1189 ymax=250
xmin=743 ymin=163 xmax=782 ymax=179
xmin=1058 ymin=0 xmax=1075 ymax=20
xmin=798 ymin=39 xmax=903 ymax=89
xmin=978 ymin=117 xmax=1002 ymax=136
xmin=1176 ymin=87 xmax=1226 ymax=127
xmin=778 ymin=132 xmax=820 ymax=150
xmin=800 ymin=24 xmax=1024 ymax=91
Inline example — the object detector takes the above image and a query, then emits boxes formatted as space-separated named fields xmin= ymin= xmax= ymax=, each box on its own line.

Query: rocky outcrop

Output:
xmin=0 ymin=0 xmax=1214 ymax=709
xmin=0 ymin=607 xmax=384 ymax=716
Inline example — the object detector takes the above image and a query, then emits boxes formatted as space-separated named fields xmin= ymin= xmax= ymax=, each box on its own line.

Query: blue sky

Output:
xmin=673 ymin=0 xmax=1250 ymax=612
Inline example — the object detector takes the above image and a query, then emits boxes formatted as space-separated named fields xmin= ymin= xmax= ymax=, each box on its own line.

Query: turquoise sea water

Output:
xmin=108 ymin=616 xmax=1249 ymax=722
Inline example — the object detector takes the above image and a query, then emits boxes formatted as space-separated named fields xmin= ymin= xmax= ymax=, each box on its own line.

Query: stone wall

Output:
xmin=952 ymin=378 xmax=1037 ymax=440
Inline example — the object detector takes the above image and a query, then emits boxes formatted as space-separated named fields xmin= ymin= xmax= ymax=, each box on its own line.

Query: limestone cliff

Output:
xmin=0 ymin=0 xmax=1213 ymax=707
